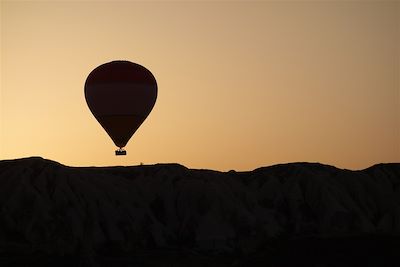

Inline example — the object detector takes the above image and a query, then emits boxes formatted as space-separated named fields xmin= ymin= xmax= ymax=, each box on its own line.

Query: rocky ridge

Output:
xmin=0 ymin=157 xmax=399 ymax=266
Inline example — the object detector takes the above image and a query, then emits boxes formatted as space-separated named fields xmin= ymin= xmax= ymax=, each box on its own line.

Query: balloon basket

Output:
xmin=115 ymin=149 xmax=126 ymax=156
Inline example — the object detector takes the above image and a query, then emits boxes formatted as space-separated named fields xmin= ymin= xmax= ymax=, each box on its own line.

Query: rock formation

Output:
xmin=0 ymin=157 xmax=399 ymax=266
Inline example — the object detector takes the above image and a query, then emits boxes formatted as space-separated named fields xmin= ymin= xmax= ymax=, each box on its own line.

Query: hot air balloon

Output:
xmin=85 ymin=61 xmax=157 ymax=155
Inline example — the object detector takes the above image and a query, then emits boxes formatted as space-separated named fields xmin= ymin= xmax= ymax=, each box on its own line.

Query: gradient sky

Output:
xmin=1 ymin=1 xmax=399 ymax=171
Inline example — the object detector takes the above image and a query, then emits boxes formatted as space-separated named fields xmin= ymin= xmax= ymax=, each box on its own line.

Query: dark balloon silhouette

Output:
xmin=85 ymin=61 xmax=157 ymax=155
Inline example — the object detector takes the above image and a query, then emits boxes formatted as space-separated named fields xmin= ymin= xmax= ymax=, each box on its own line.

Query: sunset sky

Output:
xmin=1 ymin=1 xmax=399 ymax=171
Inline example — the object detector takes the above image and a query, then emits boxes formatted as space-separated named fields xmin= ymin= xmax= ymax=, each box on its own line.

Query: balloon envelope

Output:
xmin=85 ymin=61 xmax=157 ymax=149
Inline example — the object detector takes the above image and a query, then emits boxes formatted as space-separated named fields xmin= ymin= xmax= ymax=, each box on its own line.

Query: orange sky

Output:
xmin=1 ymin=1 xmax=399 ymax=171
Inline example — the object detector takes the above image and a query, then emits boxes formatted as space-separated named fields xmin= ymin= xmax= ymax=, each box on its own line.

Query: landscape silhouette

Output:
xmin=0 ymin=157 xmax=399 ymax=266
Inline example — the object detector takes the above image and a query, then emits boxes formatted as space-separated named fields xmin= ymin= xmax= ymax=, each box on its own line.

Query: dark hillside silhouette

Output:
xmin=0 ymin=157 xmax=399 ymax=266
